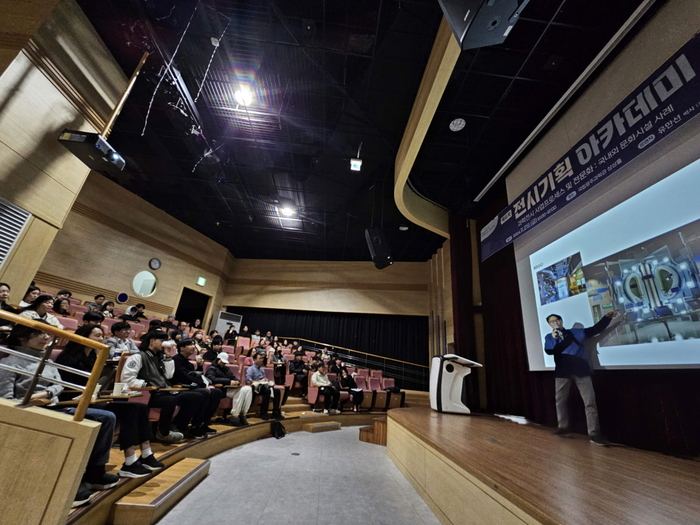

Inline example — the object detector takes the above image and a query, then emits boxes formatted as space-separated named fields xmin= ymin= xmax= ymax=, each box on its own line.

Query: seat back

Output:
xmin=222 ymin=345 xmax=235 ymax=354
xmin=73 ymin=311 xmax=85 ymax=324
xmin=283 ymin=354 xmax=294 ymax=361
xmin=263 ymin=368 xmax=274 ymax=381
xmin=370 ymin=370 xmax=383 ymax=379
xmin=228 ymin=364 xmax=240 ymax=378
xmin=346 ymin=367 xmax=356 ymax=375
xmin=131 ymin=323 xmax=145 ymax=334
xmin=61 ymin=317 xmax=78 ymax=332
xmin=357 ymin=368 xmax=369 ymax=378
xmin=102 ymin=318 xmax=119 ymax=332
xmin=368 ymin=377 xmax=382 ymax=391
xmin=70 ymin=305 xmax=88 ymax=315
xmin=115 ymin=352 xmax=132 ymax=382
xmin=355 ymin=376 xmax=368 ymax=390
xmin=382 ymin=377 xmax=395 ymax=389
xmin=203 ymin=362 xmax=211 ymax=374
xmin=50 ymin=348 xmax=62 ymax=362
xmin=113 ymin=308 xmax=125 ymax=317
xmin=327 ymin=373 xmax=337 ymax=382
xmin=238 ymin=337 xmax=251 ymax=350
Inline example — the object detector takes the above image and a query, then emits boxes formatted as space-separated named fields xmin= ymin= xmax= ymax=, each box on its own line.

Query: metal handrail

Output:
xmin=0 ymin=310 xmax=109 ymax=421
xmin=279 ymin=336 xmax=430 ymax=368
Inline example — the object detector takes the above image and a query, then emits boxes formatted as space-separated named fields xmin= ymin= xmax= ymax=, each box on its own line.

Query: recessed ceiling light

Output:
xmin=279 ymin=206 xmax=295 ymax=217
xmin=449 ymin=118 xmax=466 ymax=132
xmin=399 ymin=225 xmax=409 ymax=231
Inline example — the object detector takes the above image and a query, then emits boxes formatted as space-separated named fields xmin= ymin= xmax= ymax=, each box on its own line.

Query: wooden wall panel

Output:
xmin=428 ymin=240 xmax=453 ymax=358
xmin=224 ymin=259 xmax=430 ymax=316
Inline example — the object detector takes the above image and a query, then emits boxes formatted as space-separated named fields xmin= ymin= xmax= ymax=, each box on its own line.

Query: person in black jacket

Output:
xmin=329 ymin=356 xmax=347 ymax=376
xmin=57 ymin=325 xmax=164 ymax=477
xmin=288 ymin=351 xmax=308 ymax=397
xmin=205 ymin=352 xmax=252 ymax=426
xmin=339 ymin=369 xmax=363 ymax=412
xmin=172 ymin=338 xmax=223 ymax=437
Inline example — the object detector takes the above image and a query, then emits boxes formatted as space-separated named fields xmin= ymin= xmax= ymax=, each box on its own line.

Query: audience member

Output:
xmin=100 ymin=301 xmax=115 ymax=318
xmin=171 ymin=338 xmax=222 ymax=437
xmin=238 ymin=325 xmax=250 ymax=337
xmin=192 ymin=330 xmax=209 ymax=353
xmin=161 ymin=314 xmax=176 ymax=330
xmin=251 ymin=329 xmax=261 ymax=341
xmin=192 ymin=318 xmax=202 ymax=330
xmin=223 ymin=325 xmax=237 ymax=344
xmin=19 ymin=285 xmax=41 ymax=308
xmin=246 ymin=353 xmax=284 ymax=420
xmin=205 ymin=353 xmax=251 ymax=426
xmin=330 ymin=357 xmax=347 ymax=376
xmin=57 ymin=325 xmax=164 ymax=477
xmin=320 ymin=346 xmax=331 ymax=360
xmin=52 ymin=297 xmax=72 ymax=317
xmin=20 ymin=294 xmax=64 ymax=329
xmin=0 ymin=282 xmax=19 ymax=331
xmin=311 ymin=363 xmax=340 ymax=414
xmin=289 ymin=351 xmax=308 ymax=397
xmin=340 ymin=369 xmax=363 ymax=412
xmin=270 ymin=346 xmax=287 ymax=385
xmin=121 ymin=331 xmax=202 ymax=443
xmin=178 ymin=321 xmax=189 ymax=335
xmin=0 ymin=322 xmax=119 ymax=505
xmin=202 ymin=339 xmax=222 ymax=362
xmin=55 ymin=289 xmax=72 ymax=299
xmin=208 ymin=329 xmax=219 ymax=343
xmin=87 ymin=294 xmax=105 ymax=311
xmin=104 ymin=321 xmax=140 ymax=357
xmin=82 ymin=310 xmax=105 ymax=326
xmin=132 ymin=304 xmax=147 ymax=321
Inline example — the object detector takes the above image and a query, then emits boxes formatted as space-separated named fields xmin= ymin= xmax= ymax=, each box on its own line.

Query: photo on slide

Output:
xmin=536 ymin=252 xmax=586 ymax=306
xmin=581 ymin=217 xmax=700 ymax=347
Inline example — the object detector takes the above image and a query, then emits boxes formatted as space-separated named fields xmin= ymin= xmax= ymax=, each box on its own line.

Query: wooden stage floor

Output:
xmin=387 ymin=407 xmax=700 ymax=525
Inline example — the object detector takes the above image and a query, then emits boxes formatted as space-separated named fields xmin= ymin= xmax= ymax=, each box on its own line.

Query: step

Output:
xmin=302 ymin=421 xmax=341 ymax=433
xmin=282 ymin=403 xmax=311 ymax=413
xmin=358 ymin=416 xmax=387 ymax=446
xmin=112 ymin=458 xmax=210 ymax=525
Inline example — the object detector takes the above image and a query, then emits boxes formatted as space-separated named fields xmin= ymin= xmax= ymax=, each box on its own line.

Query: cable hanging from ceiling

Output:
xmin=194 ymin=17 xmax=231 ymax=103
xmin=141 ymin=0 xmax=200 ymax=136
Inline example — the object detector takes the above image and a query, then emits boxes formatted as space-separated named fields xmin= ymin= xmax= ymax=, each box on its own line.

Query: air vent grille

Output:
xmin=0 ymin=198 xmax=31 ymax=270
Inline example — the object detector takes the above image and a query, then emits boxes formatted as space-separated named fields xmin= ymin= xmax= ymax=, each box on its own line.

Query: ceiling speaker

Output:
xmin=365 ymin=228 xmax=393 ymax=270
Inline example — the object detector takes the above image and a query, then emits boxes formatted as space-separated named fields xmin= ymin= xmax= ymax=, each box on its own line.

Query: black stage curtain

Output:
xmin=468 ymin=185 xmax=700 ymax=457
xmin=225 ymin=306 xmax=429 ymax=366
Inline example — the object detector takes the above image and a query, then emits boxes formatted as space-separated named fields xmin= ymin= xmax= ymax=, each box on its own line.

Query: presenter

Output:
xmin=544 ymin=311 xmax=618 ymax=446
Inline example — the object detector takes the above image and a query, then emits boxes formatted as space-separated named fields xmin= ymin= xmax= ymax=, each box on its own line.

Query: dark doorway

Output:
xmin=176 ymin=288 xmax=210 ymax=327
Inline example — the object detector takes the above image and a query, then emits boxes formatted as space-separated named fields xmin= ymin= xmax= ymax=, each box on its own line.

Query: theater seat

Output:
xmin=354 ymin=376 xmax=374 ymax=410
xmin=368 ymin=376 xmax=387 ymax=410
xmin=70 ymin=305 xmax=88 ymax=315
xmin=73 ymin=311 xmax=85 ymax=324
xmin=237 ymin=337 xmax=250 ymax=351
xmin=370 ymin=370 xmax=383 ymax=380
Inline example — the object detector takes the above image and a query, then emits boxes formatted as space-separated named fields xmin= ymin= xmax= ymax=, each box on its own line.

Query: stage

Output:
xmin=386 ymin=407 xmax=700 ymax=525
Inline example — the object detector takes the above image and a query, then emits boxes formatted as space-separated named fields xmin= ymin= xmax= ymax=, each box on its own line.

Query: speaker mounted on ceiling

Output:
xmin=365 ymin=228 xmax=393 ymax=270
xmin=437 ymin=0 xmax=531 ymax=51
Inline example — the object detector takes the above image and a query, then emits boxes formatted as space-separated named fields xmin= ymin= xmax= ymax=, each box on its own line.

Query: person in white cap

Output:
xmin=205 ymin=352 xmax=252 ymax=426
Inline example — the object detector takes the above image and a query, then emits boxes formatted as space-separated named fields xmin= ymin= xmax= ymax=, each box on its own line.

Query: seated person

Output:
xmin=171 ymin=338 xmax=222 ymax=437
xmin=320 ymin=347 xmax=331 ymax=360
xmin=223 ymin=325 xmax=237 ymax=345
xmin=205 ymin=352 xmax=252 ymax=427
xmin=0 ymin=282 xmax=19 ymax=331
xmin=311 ymin=363 xmax=340 ymax=415
xmin=339 ymin=369 xmax=363 ymax=412
xmin=100 ymin=301 xmax=115 ymax=318
xmin=104 ymin=321 xmax=140 ymax=357
xmin=19 ymin=285 xmax=40 ymax=308
xmin=207 ymin=330 xmax=219 ymax=343
xmin=121 ymin=331 xmax=205 ymax=442
xmin=238 ymin=325 xmax=250 ymax=338
xmin=55 ymin=289 xmax=72 ymax=300
xmin=82 ymin=310 xmax=105 ymax=327
xmin=250 ymin=329 xmax=261 ymax=341
xmin=132 ymin=303 xmax=148 ymax=321
xmin=264 ymin=330 xmax=273 ymax=342
xmin=20 ymin=295 xmax=64 ymax=329
xmin=288 ymin=351 xmax=309 ymax=397
xmin=177 ymin=321 xmax=189 ymax=336
xmin=143 ymin=319 xmax=162 ymax=335
xmin=0 ymin=322 xmax=119 ymax=506
xmin=269 ymin=347 xmax=287 ymax=385
xmin=202 ymin=338 xmax=223 ymax=362
xmin=329 ymin=357 xmax=347 ymax=376
xmin=308 ymin=356 xmax=321 ymax=372
xmin=87 ymin=294 xmax=105 ymax=311
xmin=192 ymin=330 xmax=209 ymax=353
xmin=52 ymin=297 xmax=72 ymax=317
xmin=245 ymin=353 xmax=283 ymax=420
xmin=57 ymin=325 xmax=164 ymax=477
xmin=161 ymin=314 xmax=176 ymax=330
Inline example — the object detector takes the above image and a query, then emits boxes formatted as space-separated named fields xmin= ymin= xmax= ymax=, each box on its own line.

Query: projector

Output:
xmin=58 ymin=129 xmax=126 ymax=173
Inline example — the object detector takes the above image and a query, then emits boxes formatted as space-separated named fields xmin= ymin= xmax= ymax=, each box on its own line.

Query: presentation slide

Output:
xmin=527 ymin=158 xmax=700 ymax=369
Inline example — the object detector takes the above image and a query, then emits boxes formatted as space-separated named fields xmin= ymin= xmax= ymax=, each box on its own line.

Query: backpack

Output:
xmin=271 ymin=421 xmax=286 ymax=439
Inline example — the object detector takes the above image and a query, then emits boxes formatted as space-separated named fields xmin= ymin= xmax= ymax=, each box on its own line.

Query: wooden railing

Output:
xmin=0 ymin=309 xmax=109 ymax=421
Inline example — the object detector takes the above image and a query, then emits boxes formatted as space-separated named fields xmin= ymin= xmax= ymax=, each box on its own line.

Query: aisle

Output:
xmin=158 ymin=426 xmax=441 ymax=525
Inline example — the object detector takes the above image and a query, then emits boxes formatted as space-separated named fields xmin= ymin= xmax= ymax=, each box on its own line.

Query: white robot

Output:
xmin=430 ymin=354 xmax=483 ymax=414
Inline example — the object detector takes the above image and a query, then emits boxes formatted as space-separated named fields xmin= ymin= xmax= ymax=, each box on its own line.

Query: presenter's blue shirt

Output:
xmin=543 ymin=316 xmax=612 ymax=378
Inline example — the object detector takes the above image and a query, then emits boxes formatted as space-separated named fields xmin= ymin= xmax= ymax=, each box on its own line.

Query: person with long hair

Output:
xmin=100 ymin=301 xmax=115 ymax=318
xmin=0 ymin=322 xmax=119 ymax=506
xmin=223 ymin=324 xmax=237 ymax=345
xmin=192 ymin=318 xmax=202 ymax=330
xmin=339 ymin=369 xmax=363 ymax=412
xmin=52 ymin=297 xmax=72 ymax=317
xmin=192 ymin=330 xmax=209 ymax=353
xmin=19 ymin=285 xmax=40 ymax=308
xmin=20 ymin=294 xmax=64 ymax=329
xmin=57 ymin=325 xmax=164 ymax=477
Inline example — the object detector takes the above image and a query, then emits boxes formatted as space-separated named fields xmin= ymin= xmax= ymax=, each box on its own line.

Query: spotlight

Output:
xmin=279 ymin=206 xmax=294 ymax=217
xmin=399 ymin=225 xmax=409 ymax=231
xmin=350 ymin=158 xmax=362 ymax=171
xmin=234 ymin=85 xmax=254 ymax=106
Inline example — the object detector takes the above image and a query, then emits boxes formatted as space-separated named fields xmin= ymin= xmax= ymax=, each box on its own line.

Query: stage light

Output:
xmin=279 ymin=206 xmax=294 ymax=217
xmin=399 ymin=225 xmax=409 ymax=231
xmin=350 ymin=158 xmax=362 ymax=171
xmin=234 ymin=85 xmax=254 ymax=106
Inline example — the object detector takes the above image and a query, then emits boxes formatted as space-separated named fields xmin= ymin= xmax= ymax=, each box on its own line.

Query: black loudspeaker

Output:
xmin=437 ymin=0 xmax=530 ymax=51
xmin=365 ymin=228 xmax=393 ymax=270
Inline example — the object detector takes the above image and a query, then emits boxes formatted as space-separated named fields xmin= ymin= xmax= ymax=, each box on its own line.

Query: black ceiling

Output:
xmin=77 ymin=0 xmax=656 ymax=261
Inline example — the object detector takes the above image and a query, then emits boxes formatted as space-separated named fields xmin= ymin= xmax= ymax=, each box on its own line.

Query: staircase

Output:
xmin=112 ymin=458 xmax=210 ymax=525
